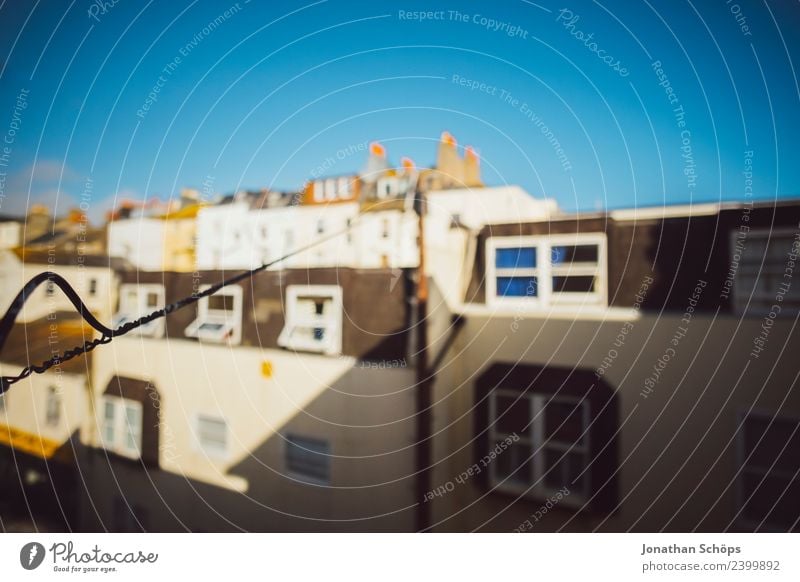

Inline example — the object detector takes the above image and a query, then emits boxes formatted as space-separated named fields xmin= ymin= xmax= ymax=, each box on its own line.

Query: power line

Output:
xmin=0 ymin=218 xmax=364 ymax=394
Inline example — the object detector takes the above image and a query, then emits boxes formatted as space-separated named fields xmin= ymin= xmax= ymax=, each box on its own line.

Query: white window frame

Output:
xmin=735 ymin=410 xmax=800 ymax=531
xmin=285 ymin=434 xmax=331 ymax=485
xmin=324 ymin=178 xmax=337 ymax=200
xmin=732 ymin=228 xmax=800 ymax=316
xmin=488 ymin=389 xmax=590 ymax=504
xmin=184 ymin=285 xmax=243 ymax=345
xmin=312 ymin=180 xmax=324 ymax=203
xmin=337 ymin=176 xmax=352 ymax=197
xmin=194 ymin=414 xmax=229 ymax=460
xmin=486 ymin=234 xmax=607 ymax=308
xmin=113 ymin=283 xmax=166 ymax=337
xmin=100 ymin=396 xmax=143 ymax=460
xmin=277 ymin=285 xmax=343 ymax=356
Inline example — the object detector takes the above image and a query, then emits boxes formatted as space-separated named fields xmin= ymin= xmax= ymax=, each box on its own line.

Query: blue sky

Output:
xmin=0 ymin=0 xmax=798 ymax=221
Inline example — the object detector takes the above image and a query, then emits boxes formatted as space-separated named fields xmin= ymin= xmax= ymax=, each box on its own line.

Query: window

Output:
xmin=195 ymin=415 xmax=228 ymax=458
xmin=325 ymin=178 xmax=337 ymax=200
xmin=489 ymin=390 xmax=590 ymax=500
xmin=317 ymin=219 xmax=325 ymax=235
xmin=737 ymin=412 xmax=800 ymax=531
xmin=184 ymin=285 xmax=243 ymax=344
xmin=733 ymin=229 xmax=800 ymax=315
xmin=100 ymin=396 xmax=143 ymax=459
xmin=89 ymin=278 xmax=98 ymax=296
xmin=312 ymin=180 xmax=324 ymax=202
xmin=381 ymin=218 xmax=390 ymax=239
xmin=286 ymin=434 xmax=330 ymax=484
xmin=113 ymin=284 xmax=166 ymax=337
xmin=46 ymin=386 xmax=61 ymax=426
xmin=487 ymin=234 xmax=606 ymax=308
xmin=337 ymin=177 xmax=352 ymax=197
xmin=278 ymin=285 xmax=343 ymax=355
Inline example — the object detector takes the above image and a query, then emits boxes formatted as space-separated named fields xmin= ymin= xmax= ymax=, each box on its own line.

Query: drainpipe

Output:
xmin=414 ymin=187 xmax=431 ymax=533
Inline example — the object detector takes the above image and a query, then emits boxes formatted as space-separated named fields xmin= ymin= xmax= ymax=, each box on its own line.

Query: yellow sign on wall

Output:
xmin=0 ymin=424 xmax=60 ymax=459
xmin=261 ymin=360 xmax=273 ymax=378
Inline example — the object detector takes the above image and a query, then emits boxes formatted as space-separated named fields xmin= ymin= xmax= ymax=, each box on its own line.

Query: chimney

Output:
xmin=463 ymin=146 xmax=482 ymax=186
xmin=361 ymin=141 xmax=390 ymax=183
xmin=436 ymin=131 xmax=462 ymax=187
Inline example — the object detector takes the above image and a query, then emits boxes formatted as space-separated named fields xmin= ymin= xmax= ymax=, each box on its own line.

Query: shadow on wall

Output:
xmin=76 ymin=358 xmax=418 ymax=533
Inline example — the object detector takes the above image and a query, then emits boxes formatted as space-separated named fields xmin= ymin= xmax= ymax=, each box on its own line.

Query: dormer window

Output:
xmin=278 ymin=285 xmax=343 ymax=355
xmin=487 ymin=234 xmax=607 ymax=308
xmin=185 ymin=285 xmax=243 ymax=344
xmin=113 ymin=284 xmax=166 ymax=337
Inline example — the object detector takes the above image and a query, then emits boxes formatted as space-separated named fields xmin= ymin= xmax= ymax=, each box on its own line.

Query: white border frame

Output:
xmin=486 ymin=233 xmax=608 ymax=309
xmin=100 ymin=395 xmax=143 ymax=461
xmin=185 ymin=284 xmax=243 ymax=345
xmin=114 ymin=283 xmax=166 ymax=338
xmin=278 ymin=285 xmax=343 ymax=356
xmin=488 ymin=389 xmax=590 ymax=506
xmin=194 ymin=413 xmax=230 ymax=461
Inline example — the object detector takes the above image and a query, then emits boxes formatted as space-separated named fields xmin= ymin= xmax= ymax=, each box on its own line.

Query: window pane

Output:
xmin=146 ymin=292 xmax=160 ymax=307
xmin=198 ymin=416 xmax=227 ymax=454
xmin=493 ymin=442 xmax=533 ymax=486
xmin=744 ymin=416 xmax=800 ymax=474
xmin=207 ymin=294 xmax=234 ymax=312
xmin=741 ymin=472 xmax=800 ymax=531
xmin=552 ymin=276 xmax=596 ymax=294
xmin=495 ymin=247 xmax=536 ymax=269
xmin=544 ymin=400 xmax=586 ymax=445
xmin=544 ymin=449 xmax=586 ymax=492
xmin=551 ymin=244 xmax=599 ymax=265
xmin=493 ymin=394 xmax=532 ymax=435
xmin=125 ymin=404 xmax=141 ymax=451
xmin=286 ymin=435 xmax=330 ymax=483
xmin=496 ymin=276 xmax=537 ymax=297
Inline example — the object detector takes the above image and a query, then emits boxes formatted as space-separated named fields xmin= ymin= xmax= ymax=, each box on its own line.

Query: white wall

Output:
xmin=107 ymin=218 xmax=166 ymax=271
xmin=0 ymin=222 xmax=21 ymax=249
xmin=0 ymin=250 xmax=117 ymax=324
xmin=427 ymin=185 xmax=558 ymax=230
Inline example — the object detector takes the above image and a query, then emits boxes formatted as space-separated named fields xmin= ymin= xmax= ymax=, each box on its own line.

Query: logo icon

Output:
xmin=20 ymin=542 xmax=46 ymax=570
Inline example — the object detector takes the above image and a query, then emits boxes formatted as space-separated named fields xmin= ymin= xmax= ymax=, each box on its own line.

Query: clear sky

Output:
xmin=0 ymin=0 xmax=798 ymax=221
